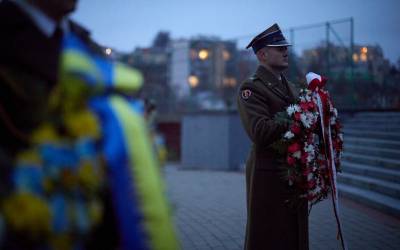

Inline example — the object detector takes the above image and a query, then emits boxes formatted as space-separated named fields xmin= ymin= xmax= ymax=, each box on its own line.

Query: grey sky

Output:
xmin=73 ymin=0 xmax=400 ymax=63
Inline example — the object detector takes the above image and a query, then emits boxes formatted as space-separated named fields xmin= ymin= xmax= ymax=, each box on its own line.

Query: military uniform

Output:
xmin=237 ymin=24 xmax=309 ymax=250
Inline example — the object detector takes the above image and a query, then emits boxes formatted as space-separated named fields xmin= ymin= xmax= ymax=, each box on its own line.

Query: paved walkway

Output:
xmin=164 ymin=165 xmax=400 ymax=250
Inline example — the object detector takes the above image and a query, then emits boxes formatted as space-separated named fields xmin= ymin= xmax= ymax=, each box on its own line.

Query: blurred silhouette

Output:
xmin=0 ymin=1 xmax=179 ymax=249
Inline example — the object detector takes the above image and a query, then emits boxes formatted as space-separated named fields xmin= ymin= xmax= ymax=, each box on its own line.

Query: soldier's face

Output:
xmin=263 ymin=46 xmax=289 ymax=70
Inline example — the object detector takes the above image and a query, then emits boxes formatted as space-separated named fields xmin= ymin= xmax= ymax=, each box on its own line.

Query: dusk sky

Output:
xmin=73 ymin=0 xmax=400 ymax=64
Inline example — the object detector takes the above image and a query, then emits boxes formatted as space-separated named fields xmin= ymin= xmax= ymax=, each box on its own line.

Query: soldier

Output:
xmin=237 ymin=23 xmax=309 ymax=250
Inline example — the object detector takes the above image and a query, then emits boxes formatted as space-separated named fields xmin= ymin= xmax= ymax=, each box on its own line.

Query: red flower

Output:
xmin=334 ymin=140 xmax=342 ymax=151
xmin=301 ymin=152 xmax=309 ymax=164
xmin=302 ymin=167 xmax=312 ymax=176
xmin=288 ymin=143 xmax=301 ymax=153
xmin=291 ymin=124 xmax=301 ymax=135
xmin=308 ymin=102 xmax=316 ymax=109
xmin=308 ymin=180 xmax=316 ymax=189
xmin=335 ymin=122 xmax=342 ymax=130
xmin=294 ymin=112 xmax=301 ymax=121
xmin=300 ymin=102 xmax=309 ymax=110
xmin=287 ymin=156 xmax=296 ymax=166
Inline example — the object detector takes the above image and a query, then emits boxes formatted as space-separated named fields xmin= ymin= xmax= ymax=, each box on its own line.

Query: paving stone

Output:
xmin=165 ymin=165 xmax=400 ymax=250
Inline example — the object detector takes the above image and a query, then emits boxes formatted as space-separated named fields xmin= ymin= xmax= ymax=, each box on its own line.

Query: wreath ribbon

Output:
xmin=306 ymin=72 xmax=347 ymax=250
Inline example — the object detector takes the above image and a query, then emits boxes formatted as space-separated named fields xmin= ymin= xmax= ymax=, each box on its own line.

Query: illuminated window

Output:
xmin=352 ymin=53 xmax=359 ymax=62
xmin=223 ymin=77 xmax=237 ymax=87
xmin=360 ymin=53 xmax=367 ymax=62
xmin=223 ymin=50 xmax=231 ymax=61
xmin=361 ymin=47 xmax=368 ymax=54
xmin=188 ymin=75 xmax=199 ymax=87
xmin=198 ymin=49 xmax=209 ymax=60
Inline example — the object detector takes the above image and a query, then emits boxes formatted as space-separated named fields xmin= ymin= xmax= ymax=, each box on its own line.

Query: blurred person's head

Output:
xmin=247 ymin=23 xmax=291 ymax=74
xmin=27 ymin=0 xmax=78 ymax=21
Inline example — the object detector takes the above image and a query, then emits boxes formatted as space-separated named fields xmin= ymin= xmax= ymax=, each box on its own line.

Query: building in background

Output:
xmin=237 ymin=49 xmax=258 ymax=82
xmin=119 ymin=31 xmax=397 ymax=112
xmin=170 ymin=39 xmax=191 ymax=99
xmin=121 ymin=32 xmax=174 ymax=113
xmin=170 ymin=37 xmax=239 ymax=110
xmin=351 ymin=45 xmax=391 ymax=84
xmin=300 ymin=43 xmax=391 ymax=84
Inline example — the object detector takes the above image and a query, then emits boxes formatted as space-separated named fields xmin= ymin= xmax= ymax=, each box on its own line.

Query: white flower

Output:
xmin=287 ymin=104 xmax=300 ymax=116
xmin=332 ymin=108 xmax=338 ymax=117
xmin=307 ymin=172 xmax=313 ymax=181
xmin=299 ymin=96 xmax=306 ymax=102
xmin=307 ymin=112 xmax=315 ymax=121
xmin=330 ymin=117 xmax=336 ymax=125
xmin=300 ymin=113 xmax=312 ymax=128
xmin=284 ymin=131 xmax=295 ymax=139
xmin=313 ymin=186 xmax=322 ymax=194
xmin=293 ymin=151 xmax=301 ymax=159
xmin=338 ymin=133 xmax=344 ymax=141
xmin=304 ymin=144 xmax=314 ymax=153
xmin=307 ymin=154 xmax=314 ymax=163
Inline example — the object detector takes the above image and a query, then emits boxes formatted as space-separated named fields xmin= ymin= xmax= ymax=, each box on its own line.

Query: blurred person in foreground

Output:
xmin=0 ymin=0 xmax=179 ymax=249
xmin=144 ymin=99 xmax=168 ymax=167
xmin=237 ymin=23 xmax=308 ymax=250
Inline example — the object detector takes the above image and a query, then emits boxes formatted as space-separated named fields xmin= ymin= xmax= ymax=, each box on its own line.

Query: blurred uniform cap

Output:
xmin=246 ymin=23 xmax=291 ymax=53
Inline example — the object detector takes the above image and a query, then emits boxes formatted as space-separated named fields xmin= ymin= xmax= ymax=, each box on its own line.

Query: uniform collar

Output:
xmin=254 ymin=65 xmax=297 ymax=103
xmin=255 ymin=65 xmax=282 ymax=87
xmin=13 ymin=0 xmax=69 ymax=37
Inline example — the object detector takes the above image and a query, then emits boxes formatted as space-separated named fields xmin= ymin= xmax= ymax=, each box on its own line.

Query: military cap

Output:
xmin=246 ymin=23 xmax=291 ymax=53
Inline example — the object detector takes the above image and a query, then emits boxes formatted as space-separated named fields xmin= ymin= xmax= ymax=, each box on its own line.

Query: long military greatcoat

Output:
xmin=237 ymin=65 xmax=309 ymax=250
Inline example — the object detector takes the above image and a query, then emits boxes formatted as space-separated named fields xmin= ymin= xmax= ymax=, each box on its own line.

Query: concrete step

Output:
xmin=344 ymin=136 xmax=400 ymax=150
xmin=354 ymin=112 xmax=400 ymax=119
xmin=344 ymin=145 xmax=400 ymax=160
xmin=342 ymin=152 xmax=400 ymax=170
xmin=338 ymin=172 xmax=400 ymax=199
xmin=338 ymin=183 xmax=400 ymax=218
xmin=345 ymin=117 xmax=400 ymax=123
xmin=344 ymin=124 xmax=400 ymax=132
xmin=349 ymin=116 xmax=400 ymax=120
xmin=343 ymin=128 xmax=400 ymax=141
xmin=342 ymin=161 xmax=400 ymax=184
